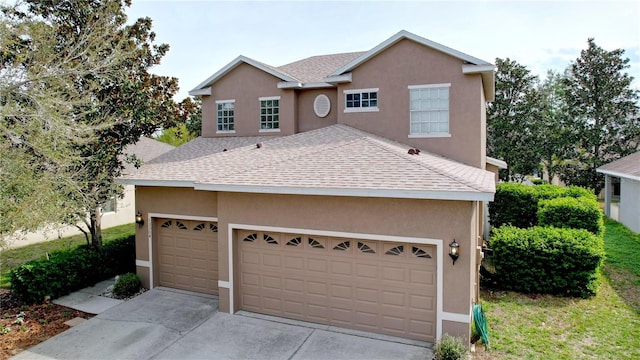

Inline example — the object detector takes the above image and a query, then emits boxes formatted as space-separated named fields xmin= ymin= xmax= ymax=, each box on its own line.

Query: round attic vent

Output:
xmin=313 ymin=94 xmax=331 ymax=118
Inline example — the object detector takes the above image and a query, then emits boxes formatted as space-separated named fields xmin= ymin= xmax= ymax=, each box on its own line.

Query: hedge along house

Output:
xmin=598 ymin=151 xmax=640 ymax=233
xmin=120 ymin=30 xmax=498 ymax=343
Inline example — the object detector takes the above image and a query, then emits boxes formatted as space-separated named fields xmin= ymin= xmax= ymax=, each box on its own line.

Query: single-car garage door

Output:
xmin=237 ymin=230 xmax=437 ymax=341
xmin=156 ymin=218 xmax=218 ymax=295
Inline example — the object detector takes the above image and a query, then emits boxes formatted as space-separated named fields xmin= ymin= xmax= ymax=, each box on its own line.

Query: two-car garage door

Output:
xmin=237 ymin=230 xmax=437 ymax=341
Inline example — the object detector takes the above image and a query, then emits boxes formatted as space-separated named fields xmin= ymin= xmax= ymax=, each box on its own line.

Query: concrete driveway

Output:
xmin=14 ymin=288 xmax=433 ymax=360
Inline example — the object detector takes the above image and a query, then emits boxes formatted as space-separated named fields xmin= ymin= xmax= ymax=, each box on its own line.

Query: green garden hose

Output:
xmin=473 ymin=303 xmax=490 ymax=349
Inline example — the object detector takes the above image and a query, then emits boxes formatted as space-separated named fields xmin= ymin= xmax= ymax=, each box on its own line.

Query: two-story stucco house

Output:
xmin=121 ymin=30 xmax=498 ymax=343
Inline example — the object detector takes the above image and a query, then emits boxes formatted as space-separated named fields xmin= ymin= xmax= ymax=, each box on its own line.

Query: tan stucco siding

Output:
xmin=201 ymin=63 xmax=295 ymax=137
xmin=216 ymin=192 xmax=476 ymax=317
xmin=296 ymin=89 xmax=339 ymax=132
xmin=336 ymin=39 xmax=485 ymax=167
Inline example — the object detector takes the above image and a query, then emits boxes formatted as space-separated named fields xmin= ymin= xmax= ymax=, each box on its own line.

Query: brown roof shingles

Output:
xmin=277 ymin=52 xmax=366 ymax=83
xmin=597 ymin=151 xmax=640 ymax=180
xmin=122 ymin=125 xmax=495 ymax=198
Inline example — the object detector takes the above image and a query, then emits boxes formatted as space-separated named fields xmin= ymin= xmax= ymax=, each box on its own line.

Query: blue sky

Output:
xmin=126 ymin=0 xmax=640 ymax=100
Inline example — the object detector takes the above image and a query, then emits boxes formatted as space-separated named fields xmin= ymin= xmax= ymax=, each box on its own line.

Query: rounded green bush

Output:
xmin=113 ymin=273 xmax=141 ymax=297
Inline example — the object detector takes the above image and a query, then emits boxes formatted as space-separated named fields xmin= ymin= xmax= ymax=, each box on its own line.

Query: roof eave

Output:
xmin=596 ymin=169 xmax=640 ymax=182
xmin=188 ymin=87 xmax=212 ymax=96
xmin=190 ymin=55 xmax=298 ymax=92
xmin=277 ymin=81 xmax=336 ymax=89
xmin=194 ymin=183 xmax=495 ymax=201
xmin=116 ymin=178 xmax=196 ymax=188
xmin=463 ymin=64 xmax=496 ymax=102
xmin=486 ymin=156 xmax=507 ymax=169
xmin=330 ymin=30 xmax=493 ymax=77
xmin=323 ymin=73 xmax=353 ymax=84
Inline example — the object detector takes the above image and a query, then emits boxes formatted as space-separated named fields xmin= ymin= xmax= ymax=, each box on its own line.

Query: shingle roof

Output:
xmin=121 ymin=125 xmax=495 ymax=200
xmin=122 ymin=137 xmax=175 ymax=174
xmin=277 ymin=52 xmax=366 ymax=83
xmin=597 ymin=151 xmax=640 ymax=181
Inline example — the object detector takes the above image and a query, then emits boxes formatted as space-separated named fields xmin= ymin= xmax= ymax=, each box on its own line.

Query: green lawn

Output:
xmin=476 ymin=219 xmax=640 ymax=359
xmin=0 ymin=223 xmax=135 ymax=288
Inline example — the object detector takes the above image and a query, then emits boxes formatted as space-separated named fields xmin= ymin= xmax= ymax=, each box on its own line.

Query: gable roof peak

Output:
xmin=190 ymin=55 xmax=298 ymax=94
xmin=330 ymin=29 xmax=492 ymax=77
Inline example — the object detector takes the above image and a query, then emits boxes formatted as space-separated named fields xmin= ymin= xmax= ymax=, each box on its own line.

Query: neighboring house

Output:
xmin=7 ymin=137 xmax=174 ymax=248
xmin=597 ymin=151 xmax=640 ymax=233
xmin=120 ymin=30 xmax=497 ymax=343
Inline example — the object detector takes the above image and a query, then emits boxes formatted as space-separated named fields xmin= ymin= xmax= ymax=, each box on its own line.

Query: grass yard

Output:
xmin=475 ymin=219 xmax=640 ymax=359
xmin=0 ymin=223 xmax=135 ymax=288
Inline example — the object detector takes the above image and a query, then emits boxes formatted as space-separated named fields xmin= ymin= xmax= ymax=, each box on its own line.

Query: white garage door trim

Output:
xmin=225 ymin=223 xmax=469 ymax=341
xmin=141 ymin=213 xmax=218 ymax=289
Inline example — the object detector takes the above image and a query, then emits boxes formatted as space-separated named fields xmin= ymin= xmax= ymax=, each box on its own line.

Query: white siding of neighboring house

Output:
xmin=620 ymin=178 xmax=640 ymax=233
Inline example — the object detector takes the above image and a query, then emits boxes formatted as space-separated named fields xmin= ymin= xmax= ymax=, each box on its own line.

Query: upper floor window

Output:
xmin=408 ymin=84 xmax=450 ymax=138
xmin=344 ymin=88 xmax=379 ymax=113
xmin=259 ymin=96 xmax=280 ymax=132
xmin=216 ymin=100 xmax=235 ymax=133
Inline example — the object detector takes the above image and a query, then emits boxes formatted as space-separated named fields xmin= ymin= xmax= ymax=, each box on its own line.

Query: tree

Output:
xmin=0 ymin=1 xmax=139 ymax=245
xmin=184 ymin=97 xmax=202 ymax=137
xmin=560 ymin=38 xmax=640 ymax=193
xmin=487 ymin=58 xmax=543 ymax=182
xmin=537 ymin=71 xmax=575 ymax=184
xmin=3 ymin=0 xmax=193 ymax=247
xmin=155 ymin=97 xmax=201 ymax=146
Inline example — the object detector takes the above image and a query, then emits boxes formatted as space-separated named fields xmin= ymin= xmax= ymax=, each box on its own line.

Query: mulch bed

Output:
xmin=0 ymin=289 xmax=94 ymax=360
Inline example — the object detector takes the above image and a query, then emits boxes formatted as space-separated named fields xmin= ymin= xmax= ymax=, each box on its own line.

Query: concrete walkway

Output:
xmin=15 ymin=287 xmax=433 ymax=360
xmin=53 ymin=278 xmax=123 ymax=314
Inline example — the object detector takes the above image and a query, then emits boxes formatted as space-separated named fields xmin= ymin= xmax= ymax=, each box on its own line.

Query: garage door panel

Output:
xmin=156 ymin=218 xmax=218 ymax=295
xmin=381 ymin=315 xmax=405 ymax=331
xmin=330 ymin=283 xmax=353 ymax=300
xmin=381 ymin=290 xmax=407 ymax=307
xmin=410 ymin=268 xmax=434 ymax=285
xmin=330 ymin=260 xmax=353 ymax=276
xmin=284 ymin=257 xmax=304 ymax=270
xmin=307 ymin=258 xmax=328 ymax=272
xmin=410 ymin=294 xmax=434 ymax=310
xmin=238 ymin=232 xmax=437 ymax=341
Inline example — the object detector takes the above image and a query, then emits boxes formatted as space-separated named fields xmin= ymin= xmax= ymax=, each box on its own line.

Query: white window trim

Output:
xmin=408 ymin=83 xmax=451 ymax=90
xmin=408 ymin=133 xmax=452 ymax=138
xmin=408 ymin=83 xmax=451 ymax=137
xmin=258 ymin=96 xmax=281 ymax=101
xmin=343 ymin=88 xmax=380 ymax=113
xmin=216 ymin=99 xmax=236 ymax=134
xmin=259 ymin=96 xmax=281 ymax=131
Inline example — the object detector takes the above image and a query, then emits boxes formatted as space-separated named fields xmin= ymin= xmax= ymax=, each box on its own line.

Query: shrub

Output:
xmin=489 ymin=183 xmax=539 ymax=228
xmin=490 ymin=226 xmax=605 ymax=297
xmin=538 ymin=196 xmax=604 ymax=236
xmin=489 ymin=183 xmax=595 ymax=228
xmin=434 ymin=334 xmax=468 ymax=360
xmin=10 ymin=235 xmax=135 ymax=304
xmin=531 ymin=178 xmax=545 ymax=185
xmin=113 ymin=273 xmax=141 ymax=298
